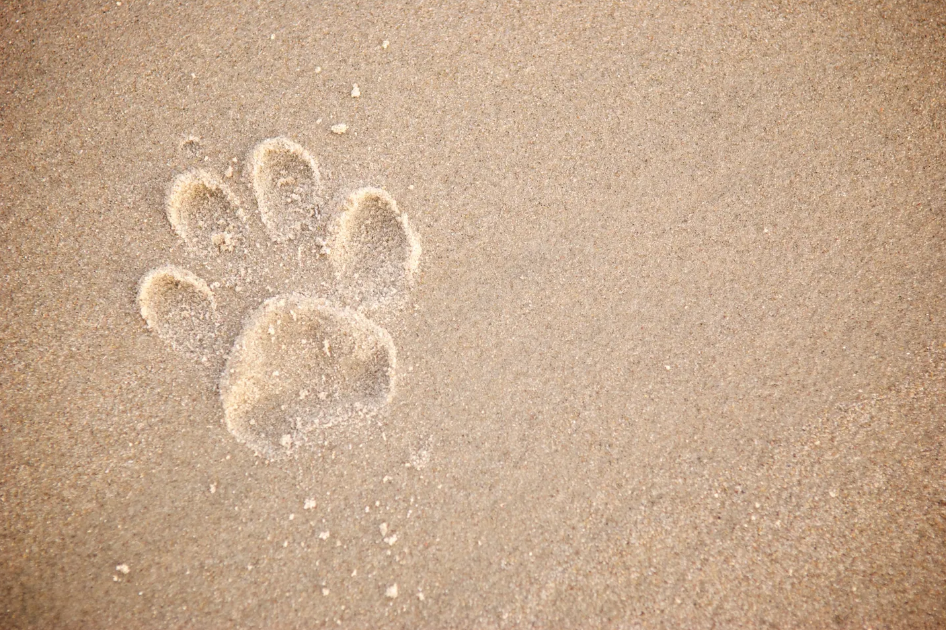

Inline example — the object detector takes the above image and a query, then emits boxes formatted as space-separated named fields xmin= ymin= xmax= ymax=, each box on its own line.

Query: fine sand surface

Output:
xmin=2 ymin=1 xmax=945 ymax=628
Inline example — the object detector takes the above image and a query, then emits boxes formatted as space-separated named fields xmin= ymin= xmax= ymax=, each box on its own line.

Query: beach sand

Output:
xmin=2 ymin=1 xmax=945 ymax=627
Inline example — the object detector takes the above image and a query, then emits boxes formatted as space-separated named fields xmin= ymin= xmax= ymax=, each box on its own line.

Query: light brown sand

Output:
xmin=2 ymin=1 xmax=945 ymax=628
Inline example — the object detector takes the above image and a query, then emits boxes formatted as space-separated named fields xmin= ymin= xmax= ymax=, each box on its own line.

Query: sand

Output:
xmin=1 ymin=1 xmax=945 ymax=628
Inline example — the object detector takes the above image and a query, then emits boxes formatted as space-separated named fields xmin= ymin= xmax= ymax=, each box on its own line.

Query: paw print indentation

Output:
xmin=249 ymin=137 xmax=324 ymax=242
xmin=137 ymin=137 xmax=421 ymax=459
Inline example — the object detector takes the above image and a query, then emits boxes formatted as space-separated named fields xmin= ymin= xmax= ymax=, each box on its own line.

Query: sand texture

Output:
xmin=2 ymin=1 xmax=945 ymax=628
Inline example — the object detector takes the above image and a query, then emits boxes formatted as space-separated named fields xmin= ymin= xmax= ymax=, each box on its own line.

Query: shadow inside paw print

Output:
xmin=137 ymin=137 xmax=421 ymax=459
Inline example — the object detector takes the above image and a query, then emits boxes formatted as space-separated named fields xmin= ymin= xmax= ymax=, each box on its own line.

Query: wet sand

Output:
xmin=2 ymin=1 xmax=945 ymax=628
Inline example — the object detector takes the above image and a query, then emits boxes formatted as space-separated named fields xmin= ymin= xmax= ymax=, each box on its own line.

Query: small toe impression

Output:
xmin=250 ymin=137 xmax=324 ymax=242
xmin=220 ymin=295 xmax=396 ymax=459
xmin=166 ymin=170 xmax=244 ymax=254
xmin=330 ymin=188 xmax=421 ymax=310
xmin=138 ymin=266 xmax=220 ymax=362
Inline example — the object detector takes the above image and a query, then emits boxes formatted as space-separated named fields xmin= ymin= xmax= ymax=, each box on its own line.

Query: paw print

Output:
xmin=137 ymin=137 xmax=421 ymax=459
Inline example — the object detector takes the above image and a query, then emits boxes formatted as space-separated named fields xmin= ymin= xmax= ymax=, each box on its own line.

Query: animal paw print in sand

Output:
xmin=137 ymin=137 xmax=421 ymax=459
